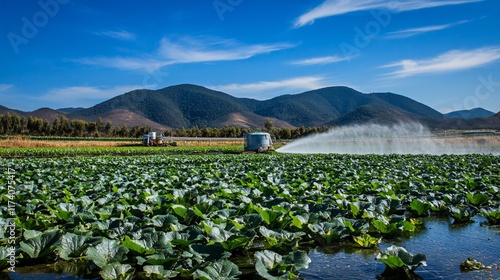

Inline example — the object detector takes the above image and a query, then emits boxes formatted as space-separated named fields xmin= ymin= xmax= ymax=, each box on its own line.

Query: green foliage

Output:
xmin=193 ymin=260 xmax=242 ymax=280
xmin=19 ymin=229 xmax=60 ymax=259
xmin=352 ymin=233 xmax=381 ymax=248
xmin=376 ymin=245 xmax=427 ymax=271
xmin=86 ymin=238 xmax=129 ymax=268
xmin=480 ymin=207 xmax=500 ymax=225
xmin=254 ymin=250 xmax=311 ymax=280
xmin=0 ymin=247 xmax=12 ymax=270
xmin=253 ymin=206 xmax=284 ymax=227
xmin=448 ymin=206 xmax=473 ymax=224
xmin=259 ymin=227 xmax=304 ymax=249
xmin=372 ymin=219 xmax=399 ymax=235
xmin=308 ymin=220 xmax=349 ymax=245
xmin=122 ymin=236 xmax=156 ymax=255
xmin=58 ymin=232 xmax=89 ymax=260
xmin=0 ymin=145 xmax=242 ymax=157
xmin=466 ymin=193 xmax=490 ymax=206
xmin=140 ymin=265 xmax=179 ymax=279
xmin=0 ymin=113 xmax=152 ymax=138
xmin=100 ymin=263 xmax=135 ymax=280
xmin=0 ymin=153 xmax=499 ymax=278
xmin=409 ymin=199 xmax=430 ymax=217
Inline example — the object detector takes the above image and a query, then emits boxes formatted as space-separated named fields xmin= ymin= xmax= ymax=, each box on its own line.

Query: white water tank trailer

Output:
xmin=244 ymin=132 xmax=274 ymax=153
xmin=142 ymin=131 xmax=159 ymax=146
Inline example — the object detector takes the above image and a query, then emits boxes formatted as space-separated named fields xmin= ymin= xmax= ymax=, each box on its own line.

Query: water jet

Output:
xmin=277 ymin=122 xmax=500 ymax=155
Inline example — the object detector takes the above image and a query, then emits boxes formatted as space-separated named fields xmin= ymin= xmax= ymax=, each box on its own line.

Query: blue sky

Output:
xmin=1 ymin=0 xmax=500 ymax=114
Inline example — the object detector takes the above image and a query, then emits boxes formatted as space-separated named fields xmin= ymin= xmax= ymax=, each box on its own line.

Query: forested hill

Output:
xmin=1 ymin=84 xmax=499 ymax=131
xmin=444 ymin=108 xmax=495 ymax=120
xmin=67 ymin=84 xmax=445 ymax=128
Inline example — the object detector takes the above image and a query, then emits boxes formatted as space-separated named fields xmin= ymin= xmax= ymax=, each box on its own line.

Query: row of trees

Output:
xmin=0 ymin=113 xmax=152 ymax=138
xmin=163 ymin=125 xmax=329 ymax=139
xmin=0 ymin=113 xmax=329 ymax=139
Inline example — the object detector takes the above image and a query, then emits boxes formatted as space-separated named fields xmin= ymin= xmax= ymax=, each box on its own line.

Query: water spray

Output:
xmin=277 ymin=122 xmax=499 ymax=155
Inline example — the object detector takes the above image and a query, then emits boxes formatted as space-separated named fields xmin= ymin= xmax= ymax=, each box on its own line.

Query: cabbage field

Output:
xmin=1 ymin=153 xmax=499 ymax=279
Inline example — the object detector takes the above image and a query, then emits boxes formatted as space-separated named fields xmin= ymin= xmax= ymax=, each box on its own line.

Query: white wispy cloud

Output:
xmin=381 ymin=47 xmax=500 ymax=78
xmin=385 ymin=20 xmax=471 ymax=39
xmin=294 ymin=0 xmax=482 ymax=28
xmin=212 ymin=76 xmax=329 ymax=99
xmin=38 ymin=85 xmax=147 ymax=108
xmin=75 ymin=36 xmax=295 ymax=72
xmin=76 ymin=56 xmax=171 ymax=72
xmin=290 ymin=55 xmax=351 ymax=65
xmin=159 ymin=36 xmax=294 ymax=63
xmin=95 ymin=29 xmax=136 ymax=41
xmin=0 ymin=84 xmax=14 ymax=92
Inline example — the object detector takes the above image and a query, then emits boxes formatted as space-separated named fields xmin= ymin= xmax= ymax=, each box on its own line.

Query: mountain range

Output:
xmin=1 ymin=84 xmax=499 ymax=130
xmin=444 ymin=108 xmax=495 ymax=120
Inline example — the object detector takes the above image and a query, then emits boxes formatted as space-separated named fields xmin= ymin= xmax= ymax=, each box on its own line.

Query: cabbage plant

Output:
xmin=376 ymin=245 xmax=426 ymax=279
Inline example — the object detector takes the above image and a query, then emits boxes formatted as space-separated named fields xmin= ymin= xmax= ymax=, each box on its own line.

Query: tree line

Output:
xmin=163 ymin=125 xmax=329 ymax=139
xmin=0 ymin=113 xmax=329 ymax=139
xmin=0 ymin=113 xmax=150 ymax=137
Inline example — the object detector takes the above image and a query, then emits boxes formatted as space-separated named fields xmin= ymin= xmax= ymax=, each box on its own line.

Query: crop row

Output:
xmin=0 ymin=153 xmax=499 ymax=279
xmin=0 ymin=145 xmax=241 ymax=158
xmin=0 ymin=135 xmax=140 ymax=142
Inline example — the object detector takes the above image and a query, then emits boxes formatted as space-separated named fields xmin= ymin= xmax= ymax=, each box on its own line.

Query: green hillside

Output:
xmin=70 ymin=84 xmax=448 ymax=128
xmin=5 ymin=84 xmax=498 ymax=130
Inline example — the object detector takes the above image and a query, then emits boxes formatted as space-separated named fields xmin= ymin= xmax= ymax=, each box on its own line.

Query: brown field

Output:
xmin=1 ymin=135 xmax=497 ymax=150
xmin=433 ymin=135 xmax=500 ymax=146
xmin=167 ymin=139 xmax=243 ymax=147
xmin=0 ymin=136 xmax=244 ymax=148
xmin=0 ymin=137 xmax=137 ymax=148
